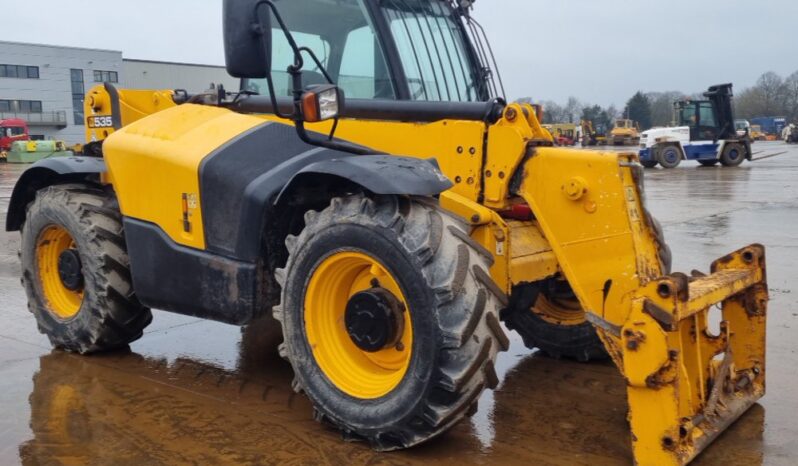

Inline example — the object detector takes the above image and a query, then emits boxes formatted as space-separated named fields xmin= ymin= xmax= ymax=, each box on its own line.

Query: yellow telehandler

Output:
xmin=6 ymin=1 xmax=768 ymax=464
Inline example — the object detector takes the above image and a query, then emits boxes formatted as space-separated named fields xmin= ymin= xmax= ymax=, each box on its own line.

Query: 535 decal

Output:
xmin=87 ymin=115 xmax=114 ymax=129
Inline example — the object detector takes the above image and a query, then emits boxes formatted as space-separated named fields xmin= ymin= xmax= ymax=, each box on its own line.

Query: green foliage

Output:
xmin=581 ymin=105 xmax=613 ymax=134
xmin=624 ymin=92 xmax=652 ymax=130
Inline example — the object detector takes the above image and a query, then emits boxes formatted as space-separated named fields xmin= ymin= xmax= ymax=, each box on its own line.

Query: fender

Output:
xmin=276 ymin=155 xmax=452 ymax=202
xmin=199 ymin=121 xmax=453 ymax=261
xmin=5 ymin=157 xmax=106 ymax=232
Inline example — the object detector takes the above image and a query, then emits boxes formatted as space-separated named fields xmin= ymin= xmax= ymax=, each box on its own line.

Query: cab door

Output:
xmin=696 ymin=101 xmax=720 ymax=141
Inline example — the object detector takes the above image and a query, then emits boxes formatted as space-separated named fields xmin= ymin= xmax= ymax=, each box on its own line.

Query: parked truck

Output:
xmin=0 ymin=118 xmax=30 ymax=151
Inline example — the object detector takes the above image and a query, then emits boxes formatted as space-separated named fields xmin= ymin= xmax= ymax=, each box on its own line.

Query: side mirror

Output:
xmin=223 ymin=0 xmax=271 ymax=78
xmin=301 ymin=85 xmax=344 ymax=123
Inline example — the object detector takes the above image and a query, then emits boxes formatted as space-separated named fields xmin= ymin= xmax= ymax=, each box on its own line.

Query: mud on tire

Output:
xmin=20 ymin=184 xmax=152 ymax=354
xmin=274 ymin=194 xmax=509 ymax=450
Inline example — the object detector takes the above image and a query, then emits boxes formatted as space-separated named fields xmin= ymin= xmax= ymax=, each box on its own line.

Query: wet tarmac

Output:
xmin=0 ymin=143 xmax=796 ymax=465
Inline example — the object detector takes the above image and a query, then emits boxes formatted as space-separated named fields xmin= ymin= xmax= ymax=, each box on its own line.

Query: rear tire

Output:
xmin=502 ymin=282 xmax=607 ymax=362
xmin=720 ymin=142 xmax=746 ymax=167
xmin=275 ymin=194 xmax=508 ymax=450
xmin=641 ymin=159 xmax=658 ymax=168
xmin=502 ymin=207 xmax=672 ymax=362
xmin=656 ymin=145 xmax=682 ymax=168
xmin=20 ymin=184 xmax=152 ymax=354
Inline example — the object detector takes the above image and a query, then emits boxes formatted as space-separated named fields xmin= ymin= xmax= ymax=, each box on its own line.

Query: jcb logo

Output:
xmin=87 ymin=116 xmax=114 ymax=128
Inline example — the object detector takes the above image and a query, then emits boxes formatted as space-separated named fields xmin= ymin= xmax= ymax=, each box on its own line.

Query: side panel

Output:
xmin=278 ymin=116 xmax=488 ymax=202
xmin=124 ymin=219 xmax=259 ymax=325
xmin=683 ymin=143 xmax=720 ymax=160
xmin=103 ymin=104 xmax=265 ymax=249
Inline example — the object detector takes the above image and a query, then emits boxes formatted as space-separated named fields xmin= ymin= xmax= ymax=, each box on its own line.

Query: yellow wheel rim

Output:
xmin=305 ymin=251 xmax=413 ymax=399
xmin=36 ymin=225 xmax=84 ymax=319
xmin=532 ymin=292 xmax=586 ymax=326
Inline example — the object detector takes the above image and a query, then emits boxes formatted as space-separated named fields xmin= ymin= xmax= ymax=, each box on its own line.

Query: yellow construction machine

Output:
xmin=581 ymin=119 xmax=608 ymax=146
xmin=610 ymin=118 xmax=642 ymax=146
xmin=6 ymin=1 xmax=768 ymax=464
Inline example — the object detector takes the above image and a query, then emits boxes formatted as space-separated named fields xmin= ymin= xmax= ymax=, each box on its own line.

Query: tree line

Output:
xmin=518 ymin=70 xmax=798 ymax=131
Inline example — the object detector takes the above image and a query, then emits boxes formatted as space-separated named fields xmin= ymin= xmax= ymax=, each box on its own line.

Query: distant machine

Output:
xmin=750 ymin=116 xmax=786 ymax=138
xmin=608 ymin=119 xmax=640 ymax=146
xmin=0 ymin=118 xmax=29 ymax=151
xmin=734 ymin=119 xmax=752 ymax=140
xmin=543 ymin=123 xmax=580 ymax=146
xmin=784 ymin=124 xmax=798 ymax=143
xmin=580 ymin=119 xmax=608 ymax=146
xmin=639 ymin=84 xmax=752 ymax=168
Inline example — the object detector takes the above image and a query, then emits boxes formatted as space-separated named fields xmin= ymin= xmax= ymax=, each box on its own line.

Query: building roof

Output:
xmin=123 ymin=58 xmax=226 ymax=69
xmin=0 ymin=40 xmax=121 ymax=54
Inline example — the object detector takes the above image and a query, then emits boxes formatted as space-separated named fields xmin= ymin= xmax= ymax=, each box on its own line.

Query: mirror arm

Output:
xmin=253 ymin=0 xmax=377 ymax=156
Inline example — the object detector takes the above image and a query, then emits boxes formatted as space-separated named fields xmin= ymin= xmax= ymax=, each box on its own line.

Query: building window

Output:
xmin=0 ymin=99 xmax=44 ymax=113
xmin=71 ymin=69 xmax=85 ymax=126
xmin=93 ymin=70 xmax=118 ymax=83
xmin=0 ymin=64 xmax=40 ymax=79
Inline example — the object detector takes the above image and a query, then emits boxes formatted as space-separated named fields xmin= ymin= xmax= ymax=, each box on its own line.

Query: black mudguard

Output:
xmin=5 ymin=157 xmax=106 ymax=232
xmin=199 ymin=122 xmax=452 ymax=261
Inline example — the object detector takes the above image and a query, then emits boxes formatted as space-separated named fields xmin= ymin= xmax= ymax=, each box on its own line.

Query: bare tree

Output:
xmin=563 ymin=97 xmax=583 ymax=124
xmin=647 ymin=91 xmax=685 ymax=127
xmin=783 ymin=71 xmax=798 ymax=123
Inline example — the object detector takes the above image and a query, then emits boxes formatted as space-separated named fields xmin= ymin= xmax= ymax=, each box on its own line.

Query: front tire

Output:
xmin=656 ymin=144 xmax=682 ymax=168
xmin=275 ymin=194 xmax=508 ymax=450
xmin=720 ymin=142 xmax=746 ymax=167
xmin=20 ymin=184 xmax=152 ymax=354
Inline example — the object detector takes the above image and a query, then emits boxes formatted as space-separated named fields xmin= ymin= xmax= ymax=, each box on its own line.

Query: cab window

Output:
xmin=245 ymin=0 xmax=396 ymax=100
xmin=698 ymin=103 xmax=717 ymax=127
xmin=383 ymin=0 xmax=478 ymax=101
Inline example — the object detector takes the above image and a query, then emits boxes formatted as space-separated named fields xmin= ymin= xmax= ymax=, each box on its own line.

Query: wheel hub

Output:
xmin=345 ymin=287 xmax=405 ymax=352
xmin=57 ymin=249 xmax=84 ymax=291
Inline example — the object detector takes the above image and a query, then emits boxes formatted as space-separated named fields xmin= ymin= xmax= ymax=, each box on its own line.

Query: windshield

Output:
xmin=381 ymin=0 xmax=479 ymax=101
xmin=243 ymin=0 xmax=485 ymax=102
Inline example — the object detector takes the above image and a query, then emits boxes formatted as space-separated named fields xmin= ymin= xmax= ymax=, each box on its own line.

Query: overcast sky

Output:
xmin=3 ymin=0 xmax=796 ymax=107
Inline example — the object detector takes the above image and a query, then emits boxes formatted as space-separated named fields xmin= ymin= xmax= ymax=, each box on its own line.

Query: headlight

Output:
xmin=301 ymin=85 xmax=344 ymax=123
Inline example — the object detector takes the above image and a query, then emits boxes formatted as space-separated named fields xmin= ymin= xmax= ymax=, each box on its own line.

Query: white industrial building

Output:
xmin=0 ymin=41 xmax=236 ymax=144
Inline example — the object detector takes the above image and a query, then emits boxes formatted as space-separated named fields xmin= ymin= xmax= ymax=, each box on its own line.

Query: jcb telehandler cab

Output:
xmin=6 ymin=1 xmax=768 ymax=464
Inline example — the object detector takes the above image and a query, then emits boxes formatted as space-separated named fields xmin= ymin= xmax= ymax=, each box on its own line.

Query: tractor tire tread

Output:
xmin=20 ymin=184 xmax=151 ymax=354
xmin=277 ymin=193 xmax=507 ymax=451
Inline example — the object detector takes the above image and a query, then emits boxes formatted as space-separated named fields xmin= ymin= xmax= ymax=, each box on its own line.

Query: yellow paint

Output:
xmin=440 ymin=191 xmax=492 ymax=225
xmin=290 ymin=116 xmax=488 ymax=201
xmin=102 ymin=104 xmax=266 ymax=249
xmin=93 ymin=86 xmax=768 ymax=464
xmin=507 ymin=220 xmax=559 ymax=285
xmin=36 ymin=225 xmax=83 ymax=319
xmin=304 ymin=251 xmax=413 ymax=399
xmin=84 ymin=85 xmax=178 ymax=143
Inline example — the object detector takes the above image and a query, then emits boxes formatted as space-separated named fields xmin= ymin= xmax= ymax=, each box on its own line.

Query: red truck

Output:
xmin=0 ymin=118 xmax=30 ymax=151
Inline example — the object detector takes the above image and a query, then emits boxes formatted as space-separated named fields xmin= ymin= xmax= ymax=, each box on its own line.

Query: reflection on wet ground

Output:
xmin=1 ymin=144 xmax=796 ymax=465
